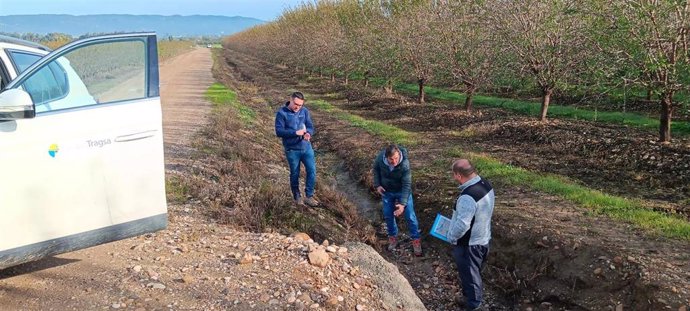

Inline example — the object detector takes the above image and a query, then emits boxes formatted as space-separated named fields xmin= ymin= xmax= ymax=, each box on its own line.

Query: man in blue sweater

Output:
xmin=274 ymin=92 xmax=318 ymax=207
xmin=373 ymin=144 xmax=422 ymax=256
xmin=447 ymin=159 xmax=495 ymax=311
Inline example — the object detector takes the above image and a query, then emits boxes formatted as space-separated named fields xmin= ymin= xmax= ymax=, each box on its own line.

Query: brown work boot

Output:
xmin=412 ymin=239 xmax=422 ymax=257
xmin=304 ymin=196 xmax=319 ymax=207
xmin=387 ymin=236 xmax=398 ymax=251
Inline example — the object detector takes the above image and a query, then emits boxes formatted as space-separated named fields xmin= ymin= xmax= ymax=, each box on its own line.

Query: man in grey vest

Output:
xmin=447 ymin=159 xmax=495 ymax=311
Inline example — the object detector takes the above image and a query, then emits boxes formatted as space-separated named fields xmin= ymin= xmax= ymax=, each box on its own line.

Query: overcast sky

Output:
xmin=0 ymin=0 xmax=305 ymax=21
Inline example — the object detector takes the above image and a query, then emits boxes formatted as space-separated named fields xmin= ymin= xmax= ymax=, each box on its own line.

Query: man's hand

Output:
xmin=376 ymin=186 xmax=386 ymax=195
xmin=303 ymin=133 xmax=311 ymax=141
xmin=296 ymin=129 xmax=307 ymax=136
xmin=393 ymin=204 xmax=405 ymax=217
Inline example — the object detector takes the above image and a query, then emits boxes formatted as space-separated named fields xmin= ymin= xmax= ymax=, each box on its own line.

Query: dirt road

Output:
xmin=0 ymin=48 xmax=214 ymax=311
xmin=160 ymin=48 xmax=214 ymax=160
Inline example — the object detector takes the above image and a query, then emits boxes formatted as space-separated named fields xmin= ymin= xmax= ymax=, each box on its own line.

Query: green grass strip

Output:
xmin=310 ymin=99 xmax=417 ymax=146
xmin=393 ymin=83 xmax=690 ymax=136
xmin=444 ymin=147 xmax=690 ymax=240
xmin=205 ymin=83 xmax=256 ymax=125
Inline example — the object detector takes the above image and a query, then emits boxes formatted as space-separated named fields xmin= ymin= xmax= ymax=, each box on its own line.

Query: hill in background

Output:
xmin=0 ymin=14 xmax=264 ymax=37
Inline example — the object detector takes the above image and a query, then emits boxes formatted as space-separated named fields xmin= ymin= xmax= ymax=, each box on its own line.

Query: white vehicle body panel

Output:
xmin=0 ymin=33 xmax=167 ymax=269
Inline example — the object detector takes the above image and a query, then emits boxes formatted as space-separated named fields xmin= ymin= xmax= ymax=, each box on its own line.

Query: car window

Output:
xmin=0 ymin=59 xmax=10 ymax=90
xmin=63 ymin=40 xmax=147 ymax=104
xmin=21 ymin=59 xmax=69 ymax=107
xmin=7 ymin=51 xmax=42 ymax=74
xmin=16 ymin=38 xmax=147 ymax=113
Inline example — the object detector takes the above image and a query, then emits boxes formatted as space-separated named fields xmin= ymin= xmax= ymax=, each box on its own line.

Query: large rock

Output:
xmin=345 ymin=242 xmax=427 ymax=311
xmin=292 ymin=232 xmax=311 ymax=241
xmin=308 ymin=249 xmax=330 ymax=268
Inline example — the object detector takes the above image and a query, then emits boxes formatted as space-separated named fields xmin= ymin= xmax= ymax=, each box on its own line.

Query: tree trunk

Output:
xmin=659 ymin=92 xmax=673 ymax=142
xmin=540 ymin=88 xmax=553 ymax=122
xmin=319 ymin=69 xmax=323 ymax=78
xmin=331 ymin=73 xmax=335 ymax=83
xmin=465 ymin=88 xmax=475 ymax=113
xmin=646 ymin=89 xmax=653 ymax=101
xmin=418 ymin=78 xmax=426 ymax=104
xmin=363 ymin=71 xmax=370 ymax=88
xmin=385 ymin=80 xmax=393 ymax=95
xmin=344 ymin=72 xmax=349 ymax=85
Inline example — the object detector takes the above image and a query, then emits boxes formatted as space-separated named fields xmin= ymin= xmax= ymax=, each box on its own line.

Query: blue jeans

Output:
xmin=382 ymin=192 xmax=420 ymax=239
xmin=285 ymin=146 xmax=316 ymax=199
xmin=453 ymin=244 xmax=489 ymax=310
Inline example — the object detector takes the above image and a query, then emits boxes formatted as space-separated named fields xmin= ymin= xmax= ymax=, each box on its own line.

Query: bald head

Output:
xmin=452 ymin=159 xmax=476 ymax=178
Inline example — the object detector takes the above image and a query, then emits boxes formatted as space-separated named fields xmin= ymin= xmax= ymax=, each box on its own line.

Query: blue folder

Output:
xmin=430 ymin=213 xmax=451 ymax=242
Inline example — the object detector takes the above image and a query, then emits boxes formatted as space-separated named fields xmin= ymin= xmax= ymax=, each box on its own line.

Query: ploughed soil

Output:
xmin=221 ymin=47 xmax=690 ymax=311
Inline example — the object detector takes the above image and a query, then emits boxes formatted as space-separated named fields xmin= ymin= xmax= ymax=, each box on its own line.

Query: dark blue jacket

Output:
xmin=372 ymin=146 xmax=412 ymax=206
xmin=275 ymin=102 xmax=315 ymax=150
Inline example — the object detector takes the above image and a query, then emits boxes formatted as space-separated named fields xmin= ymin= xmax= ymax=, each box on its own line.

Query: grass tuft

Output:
xmin=166 ymin=175 xmax=190 ymax=204
xmin=205 ymin=83 xmax=256 ymax=125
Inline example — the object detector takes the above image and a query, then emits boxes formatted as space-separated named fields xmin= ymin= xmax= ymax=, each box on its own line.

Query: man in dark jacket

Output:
xmin=274 ymin=92 xmax=318 ymax=207
xmin=373 ymin=144 xmax=422 ymax=256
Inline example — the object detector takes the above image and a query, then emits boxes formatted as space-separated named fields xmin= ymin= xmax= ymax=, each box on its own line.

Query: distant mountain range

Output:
xmin=0 ymin=14 xmax=265 ymax=37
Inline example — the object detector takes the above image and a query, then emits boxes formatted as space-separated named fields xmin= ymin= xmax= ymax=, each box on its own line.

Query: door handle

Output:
xmin=115 ymin=130 xmax=157 ymax=142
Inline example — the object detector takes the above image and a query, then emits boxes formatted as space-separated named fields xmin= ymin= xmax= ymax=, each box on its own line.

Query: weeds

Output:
xmin=178 ymin=55 xmax=373 ymax=244
xmin=166 ymin=175 xmax=190 ymax=203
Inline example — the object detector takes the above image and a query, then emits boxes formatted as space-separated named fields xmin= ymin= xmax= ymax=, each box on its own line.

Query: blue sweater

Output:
xmin=274 ymin=102 xmax=315 ymax=150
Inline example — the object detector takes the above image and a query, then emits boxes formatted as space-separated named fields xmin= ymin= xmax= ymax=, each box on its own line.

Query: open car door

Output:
xmin=0 ymin=33 xmax=166 ymax=269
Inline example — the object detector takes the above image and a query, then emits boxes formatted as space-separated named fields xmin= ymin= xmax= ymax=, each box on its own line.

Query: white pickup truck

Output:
xmin=0 ymin=33 xmax=167 ymax=269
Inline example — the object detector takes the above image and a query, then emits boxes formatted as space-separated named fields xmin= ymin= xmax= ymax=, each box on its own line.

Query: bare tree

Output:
xmin=436 ymin=0 xmax=502 ymax=112
xmin=488 ymin=0 xmax=598 ymax=121
xmin=387 ymin=0 xmax=442 ymax=103
xmin=603 ymin=0 xmax=689 ymax=142
xmin=337 ymin=0 xmax=380 ymax=88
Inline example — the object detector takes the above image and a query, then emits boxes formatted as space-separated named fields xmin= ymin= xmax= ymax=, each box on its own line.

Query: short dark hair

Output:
xmin=291 ymin=92 xmax=305 ymax=100
xmin=452 ymin=159 xmax=476 ymax=177
xmin=384 ymin=144 xmax=400 ymax=158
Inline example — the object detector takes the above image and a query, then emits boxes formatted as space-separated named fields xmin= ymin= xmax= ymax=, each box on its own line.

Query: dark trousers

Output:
xmin=452 ymin=244 xmax=489 ymax=310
